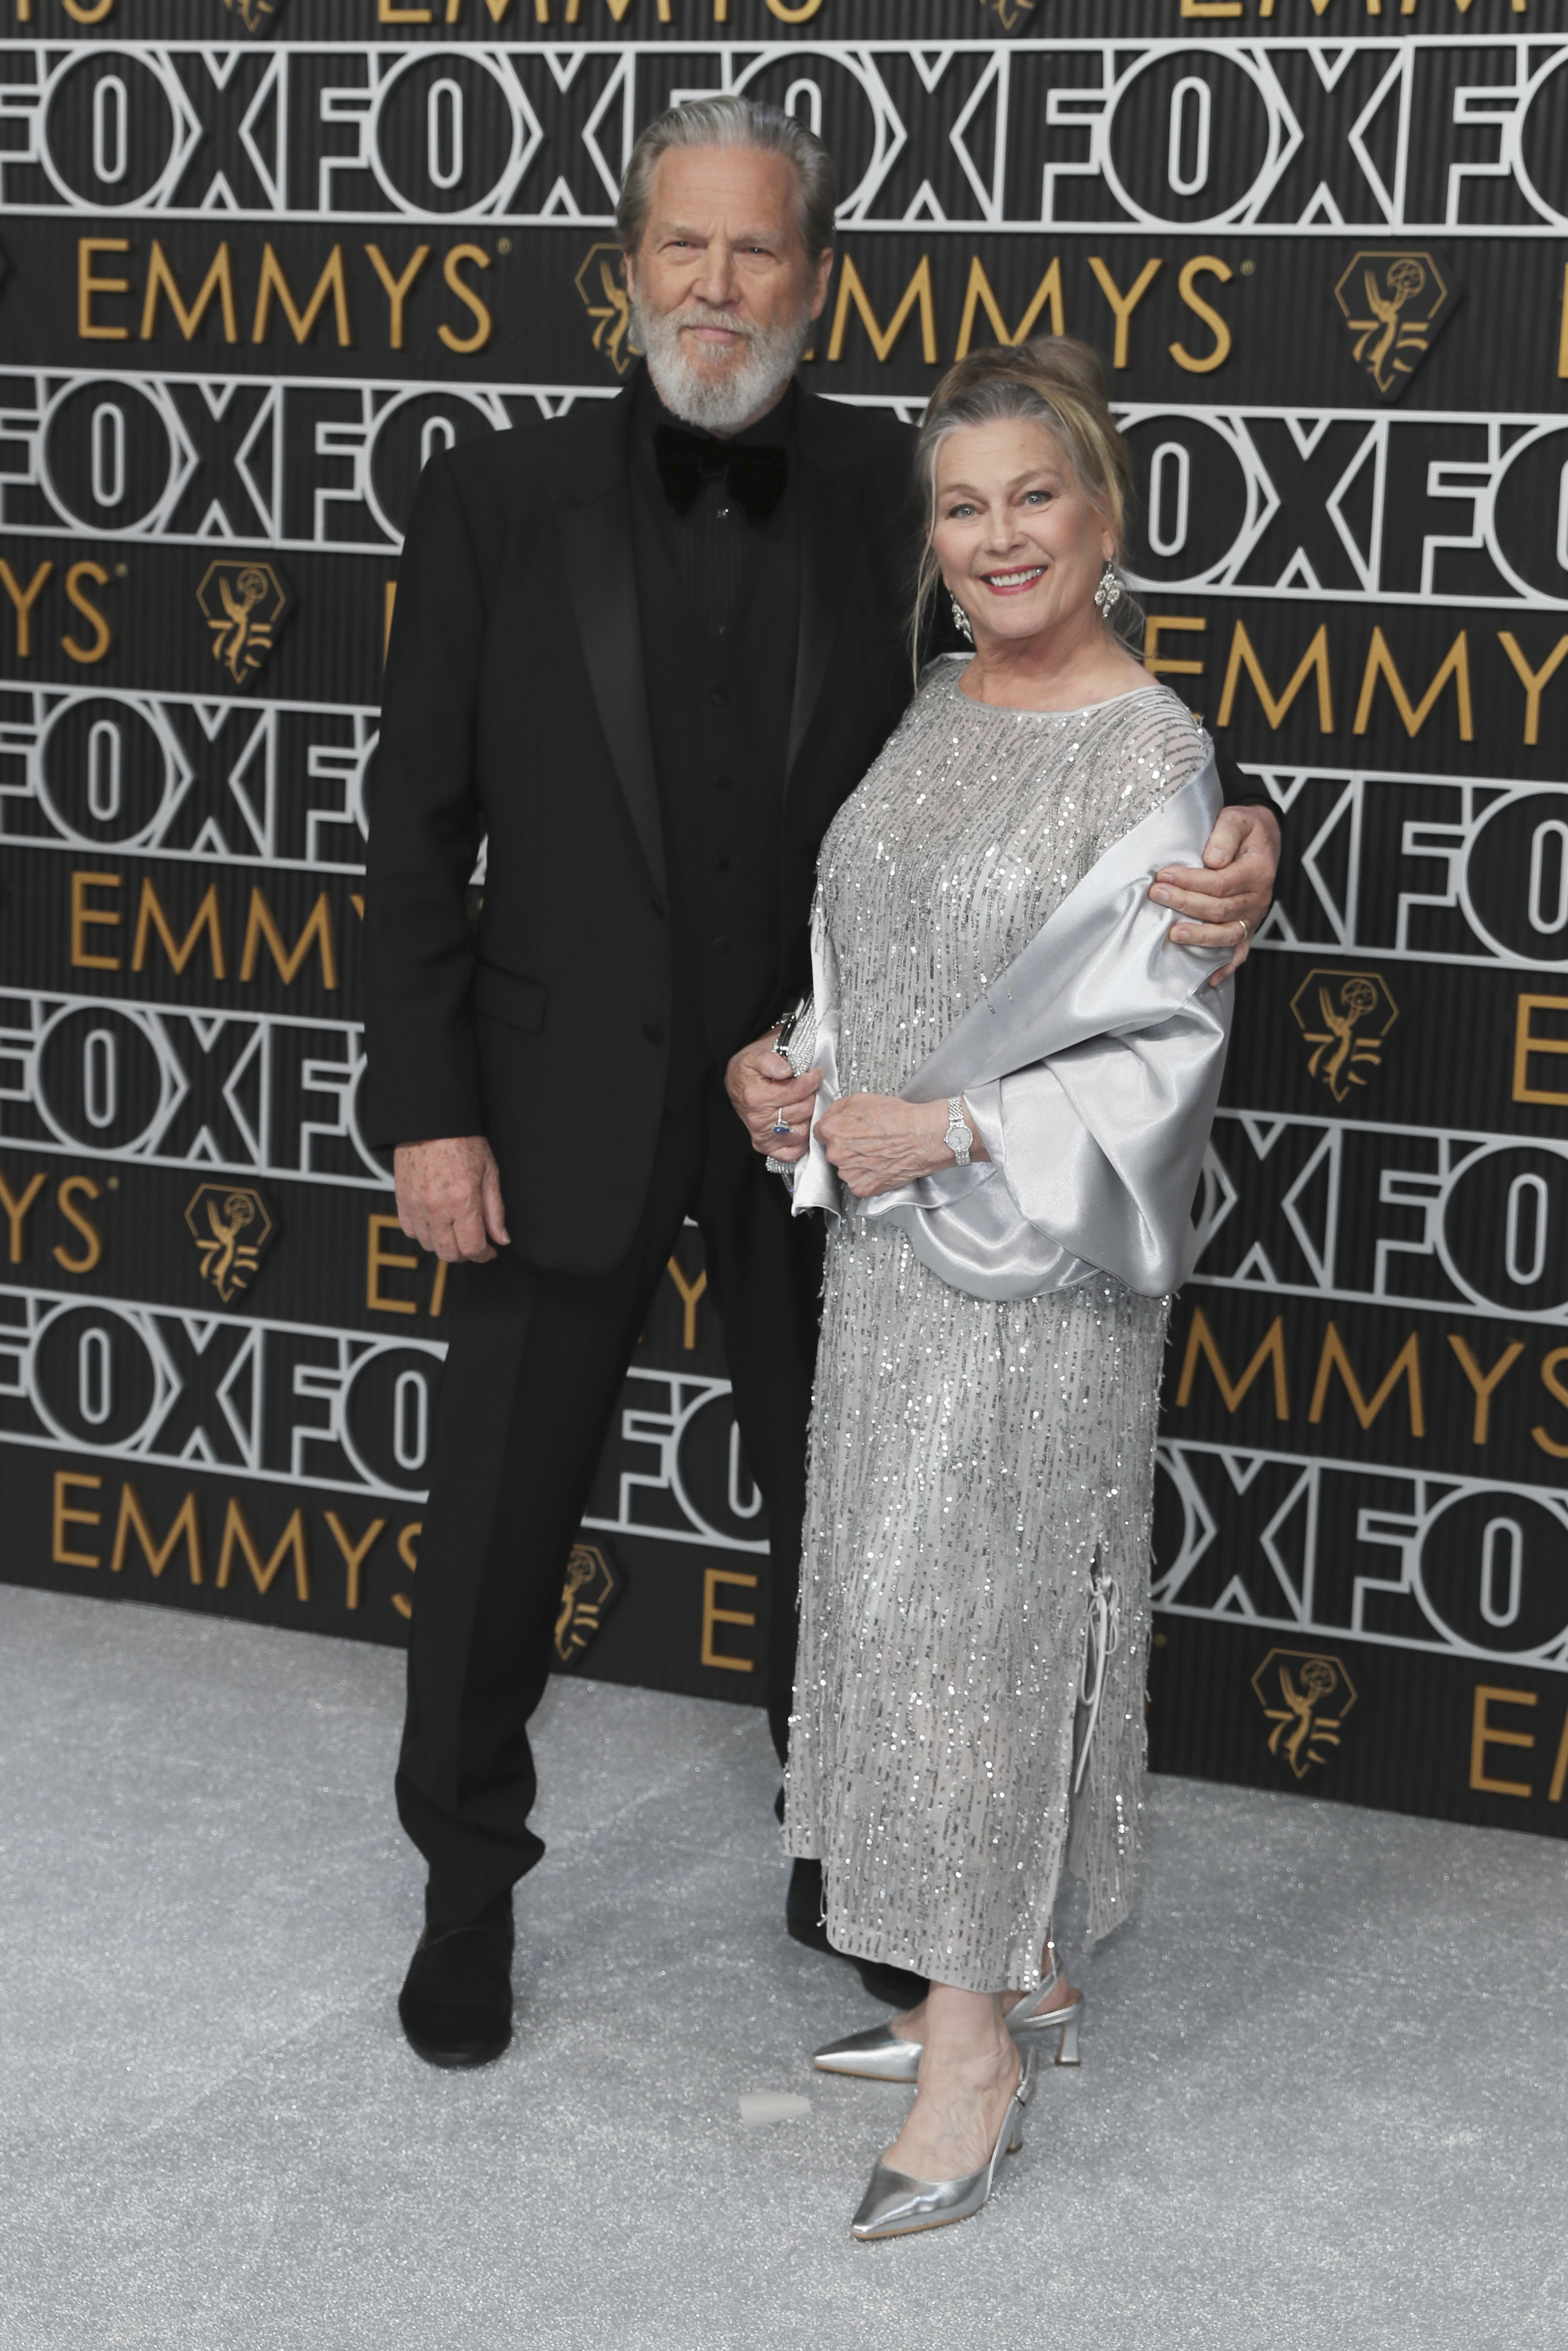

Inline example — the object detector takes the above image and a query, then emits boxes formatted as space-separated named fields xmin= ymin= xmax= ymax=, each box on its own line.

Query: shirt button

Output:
xmin=710 ymin=687 xmax=727 ymax=709
xmin=713 ymin=854 xmax=730 ymax=875
xmin=643 ymin=1021 xmax=665 ymax=1043
xmin=715 ymin=505 xmax=731 ymax=520
xmin=712 ymin=774 xmax=731 ymax=792
xmin=710 ymin=934 xmax=729 ymax=955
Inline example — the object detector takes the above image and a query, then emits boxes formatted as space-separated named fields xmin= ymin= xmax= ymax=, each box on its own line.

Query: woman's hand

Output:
xmin=815 ymin=1093 xmax=988 ymax=1199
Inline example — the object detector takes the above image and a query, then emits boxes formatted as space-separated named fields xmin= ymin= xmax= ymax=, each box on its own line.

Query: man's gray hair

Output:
xmin=616 ymin=95 xmax=839 ymax=261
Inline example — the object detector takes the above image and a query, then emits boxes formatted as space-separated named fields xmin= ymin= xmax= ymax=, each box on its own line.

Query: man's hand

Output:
xmin=394 ymin=1135 xmax=510 ymax=1263
xmin=725 ymin=1030 xmax=822 ymax=1164
xmin=1150 ymin=803 xmax=1282 ymax=986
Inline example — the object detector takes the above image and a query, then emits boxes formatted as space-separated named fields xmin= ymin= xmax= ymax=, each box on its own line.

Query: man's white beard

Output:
xmin=630 ymin=295 xmax=811 ymax=434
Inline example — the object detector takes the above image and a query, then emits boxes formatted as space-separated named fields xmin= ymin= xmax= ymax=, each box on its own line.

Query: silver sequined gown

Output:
xmin=783 ymin=662 xmax=1207 ymax=1993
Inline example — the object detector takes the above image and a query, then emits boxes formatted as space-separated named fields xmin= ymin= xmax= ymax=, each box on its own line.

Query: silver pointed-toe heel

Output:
xmin=1005 ymin=1935 xmax=1083 ymax=2069
xmin=849 ymin=2050 xmax=1036 ymax=2242
xmin=815 ymin=1932 xmax=1081 ymax=2084
xmin=812 ymin=2020 xmax=924 ymax=2080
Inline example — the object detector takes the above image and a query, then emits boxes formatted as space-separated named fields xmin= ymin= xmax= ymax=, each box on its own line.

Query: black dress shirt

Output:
xmin=630 ymin=371 xmax=802 ymax=1105
xmin=631 ymin=373 xmax=799 ymax=639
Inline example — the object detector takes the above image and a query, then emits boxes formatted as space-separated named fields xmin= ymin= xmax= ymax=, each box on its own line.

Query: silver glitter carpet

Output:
xmin=2 ymin=1585 xmax=1563 ymax=2351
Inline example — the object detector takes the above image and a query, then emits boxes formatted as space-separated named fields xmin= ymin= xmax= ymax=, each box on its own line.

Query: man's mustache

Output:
xmin=670 ymin=305 xmax=755 ymax=341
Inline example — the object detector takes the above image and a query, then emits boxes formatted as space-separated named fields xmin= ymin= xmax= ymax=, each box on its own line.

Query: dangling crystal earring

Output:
xmin=950 ymin=593 xmax=974 ymax=643
xmin=1094 ymin=560 xmax=1122 ymax=618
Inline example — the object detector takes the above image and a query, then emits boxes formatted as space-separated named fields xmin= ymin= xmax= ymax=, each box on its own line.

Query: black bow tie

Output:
xmin=654 ymin=423 xmax=788 ymax=523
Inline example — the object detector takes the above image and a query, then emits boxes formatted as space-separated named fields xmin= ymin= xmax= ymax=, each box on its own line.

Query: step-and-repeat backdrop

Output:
xmin=2 ymin=0 xmax=1565 ymax=1840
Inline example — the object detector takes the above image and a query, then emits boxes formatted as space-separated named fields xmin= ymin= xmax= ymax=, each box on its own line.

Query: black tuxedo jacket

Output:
xmin=362 ymin=380 xmax=918 ymax=1277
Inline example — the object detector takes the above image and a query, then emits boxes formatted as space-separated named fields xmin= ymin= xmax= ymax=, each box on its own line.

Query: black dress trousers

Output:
xmin=394 ymin=1072 xmax=823 ymax=1928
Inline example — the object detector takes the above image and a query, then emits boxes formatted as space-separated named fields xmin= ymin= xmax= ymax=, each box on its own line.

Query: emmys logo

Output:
xmin=184 ymin=1184 xmax=276 ymax=1303
xmin=554 ymin=1541 xmax=622 ymax=1665
xmin=1290 ymin=969 xmax=1398 ymax=1105
xmin=574 ymin=244 xmax=635 ymax=377
xmin=220 ymin=0 xmax=277 ymax=29
xmin=196 ymin=561 xmax=290 ymax=687
xmin=1252 ymin=1649 xmax=1358 ymax=1780
xmin=981 ymin=0 xmax=1035 ymax=25
xmin=1334 ymin=250 xmax=1457 ymax=399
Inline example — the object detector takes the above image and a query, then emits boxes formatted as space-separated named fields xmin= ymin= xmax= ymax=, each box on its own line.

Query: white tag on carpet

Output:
xmin=738 ymin=2091 xmax=812 ymax=2127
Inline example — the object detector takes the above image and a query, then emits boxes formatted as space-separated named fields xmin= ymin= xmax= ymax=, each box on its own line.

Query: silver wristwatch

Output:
xmin=944 ymin=1096 xmax=973 ymax=1167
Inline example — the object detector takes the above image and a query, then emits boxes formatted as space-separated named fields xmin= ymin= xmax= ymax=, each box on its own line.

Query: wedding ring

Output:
xmin=1236 ymin=916 xmax=1250 ymax=944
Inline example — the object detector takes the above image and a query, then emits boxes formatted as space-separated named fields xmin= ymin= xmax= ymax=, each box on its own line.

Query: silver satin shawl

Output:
xmin=790 ymin=754 xmax=1234 ymax=1300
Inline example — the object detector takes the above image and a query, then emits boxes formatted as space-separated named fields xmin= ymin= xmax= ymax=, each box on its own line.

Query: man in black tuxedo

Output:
xmin=363 ymin=95 xmax=1280 ymax=2069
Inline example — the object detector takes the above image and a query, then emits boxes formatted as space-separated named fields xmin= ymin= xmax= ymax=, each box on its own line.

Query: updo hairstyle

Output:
xmin=912 ymin=335 xmax=1141 ymax=666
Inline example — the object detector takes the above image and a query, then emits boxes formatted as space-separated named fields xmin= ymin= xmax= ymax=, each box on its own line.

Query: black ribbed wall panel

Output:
xmin=2 ymin=0 xmax=1565 ymax=1832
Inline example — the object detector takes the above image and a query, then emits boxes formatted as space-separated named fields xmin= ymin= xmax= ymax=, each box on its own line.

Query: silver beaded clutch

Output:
xmin=764 ymin=995 xmax=818 ymax=1183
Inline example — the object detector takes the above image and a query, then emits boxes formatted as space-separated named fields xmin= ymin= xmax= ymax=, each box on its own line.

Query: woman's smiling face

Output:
xmin=931 ymin=416 xmax=1115 ymax=650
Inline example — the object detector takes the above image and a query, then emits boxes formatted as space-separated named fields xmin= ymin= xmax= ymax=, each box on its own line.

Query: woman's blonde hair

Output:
xmin=911 ymin=335 xmax=1140 ymax=669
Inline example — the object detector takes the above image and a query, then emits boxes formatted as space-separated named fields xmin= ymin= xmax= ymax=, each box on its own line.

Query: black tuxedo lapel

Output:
xmin=786 ymin=394 xmax=866 ymax=788
xmin=558 ymin=400 xmax=667 ymax=898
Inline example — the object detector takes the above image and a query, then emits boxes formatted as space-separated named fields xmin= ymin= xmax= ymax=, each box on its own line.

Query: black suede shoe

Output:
xmin=786 ymin=1857 xmax=927 ymax=2011
xmin=397 ymin=1891 xmax=515 ymax=2068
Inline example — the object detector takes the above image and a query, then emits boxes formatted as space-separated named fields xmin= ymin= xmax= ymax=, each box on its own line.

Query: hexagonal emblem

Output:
xmin=574 ymin=243 xmax=636 ymax=377
xmin=1334 ymin=249 xmax=1459 ymax=399
xmin=220 ymin=0 xmax=282 ymax=31
xmin=1290 ymin=967 xmax=1398 ymax=1104
xmin=554 ymin=1541 xmax=622 ymax=1666
xmin=184 ymin=1183 xmax=277 ymax=1303
xmin=1252 ymin=1648 xmax=1358 ymax=1780
xmin=196 ymin=559 xmax=291 ymax=687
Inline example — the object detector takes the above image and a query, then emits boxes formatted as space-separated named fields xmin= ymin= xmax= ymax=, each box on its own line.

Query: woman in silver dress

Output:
xmin=775 ymin=340 xmax=1237 ymax=2239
